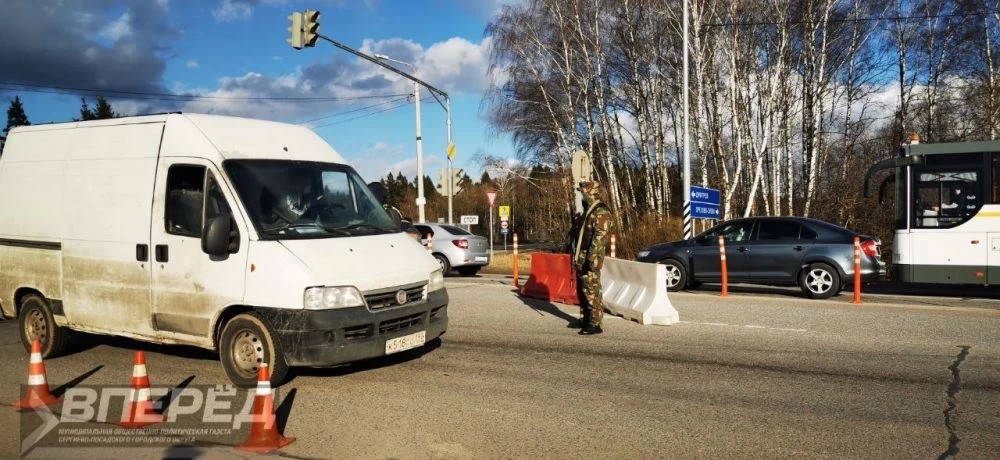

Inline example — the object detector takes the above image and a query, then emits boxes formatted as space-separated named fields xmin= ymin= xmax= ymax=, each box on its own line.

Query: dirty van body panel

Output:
xmin=0 ymin=244 xmax=62 ymax=318
xmin=150 ymin=157 xmax=250 ymax=342
xmin=257 ymin=288 xmax=448 ymax=367
xmin=59 ymin=123 xmax=163 ymax=335
xmin=0 ymin=127 xmax=72 ymax=317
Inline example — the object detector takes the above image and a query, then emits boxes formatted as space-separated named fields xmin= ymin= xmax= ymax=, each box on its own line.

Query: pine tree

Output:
xmin=79 ymin=96 xmax=118 ymax=121
xmin=479 ymin=171 xmax=496 ymax=188
xmin=4 ymin=96 xmax=31 ymax=135
xmin=94 ymin=96 xmax=118 ymax=119
xmin=422 ymin=175 xmax=439 ymax=200
xmin=79 ymin=98 xmax=96 ymax=121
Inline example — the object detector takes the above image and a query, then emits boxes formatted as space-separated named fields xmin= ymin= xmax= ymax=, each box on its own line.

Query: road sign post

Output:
xmin=487 ymin=191 xmax=497 ymax=260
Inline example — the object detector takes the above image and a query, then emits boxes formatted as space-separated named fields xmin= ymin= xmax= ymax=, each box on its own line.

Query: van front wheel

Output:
xmin=219 ymin=313 xmax=289 ymax=388
xmin=19 ymin=295 xmax=71 ymax=358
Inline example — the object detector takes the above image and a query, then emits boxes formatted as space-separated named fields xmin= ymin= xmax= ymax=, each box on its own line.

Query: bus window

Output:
xmin=912 ymin=170 xmax=980 ymax=228
xmin=993 ymin=154 xmax=1000 ymax=203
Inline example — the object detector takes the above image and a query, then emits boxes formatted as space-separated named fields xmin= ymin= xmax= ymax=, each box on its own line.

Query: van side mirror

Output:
xmin=203 ymin=214 xmax=239 ymax=256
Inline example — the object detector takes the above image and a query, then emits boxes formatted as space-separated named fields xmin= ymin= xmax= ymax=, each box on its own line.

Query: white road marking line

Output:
xmin=679 ymin=321 xmax=808 ymax=332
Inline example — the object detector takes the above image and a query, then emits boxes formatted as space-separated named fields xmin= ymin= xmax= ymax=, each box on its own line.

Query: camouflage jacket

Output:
xmin=573 ymin=200 xmax=614 ymax=272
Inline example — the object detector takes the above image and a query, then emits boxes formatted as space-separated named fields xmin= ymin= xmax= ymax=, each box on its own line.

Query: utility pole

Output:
xmin=682 ymin=0 xmax=692 ymax=240
xmin=446 ymin=97 xmax=454 ymax=224
xmin=413 ymin=80 xmax=425 ymax=223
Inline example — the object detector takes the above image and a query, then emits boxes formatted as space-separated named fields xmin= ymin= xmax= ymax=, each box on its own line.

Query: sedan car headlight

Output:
xmin=637 ymin=250 xmax=651 ymax=259
xmin=428 ymin=269 xmax=445 ymax=292
xmin=303 ymin=286 xmax=365 ymax=310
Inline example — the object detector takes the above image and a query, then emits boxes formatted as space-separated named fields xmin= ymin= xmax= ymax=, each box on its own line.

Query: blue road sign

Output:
xmin=690 ymin=186 xmax=721 ymax=219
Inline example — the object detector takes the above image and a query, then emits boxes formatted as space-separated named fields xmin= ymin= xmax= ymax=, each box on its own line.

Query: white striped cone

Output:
xmin=237 ymin=363 xmax=295 ymax=453
xmin=11 ymin=339 xmax=60 ymax=409
xmin=117 ymin=351 xmax=164 ymax=428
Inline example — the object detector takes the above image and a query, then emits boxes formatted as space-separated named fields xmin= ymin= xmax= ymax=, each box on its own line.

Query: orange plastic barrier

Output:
xmin=519 ymin=252 xmax=579 ymax=305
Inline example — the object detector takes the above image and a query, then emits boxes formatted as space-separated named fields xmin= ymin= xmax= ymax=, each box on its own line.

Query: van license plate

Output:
xmin=475 ymin=256 xmax=488 ymax=262
xmin=385 ymin=330 xmax=426 ymax=354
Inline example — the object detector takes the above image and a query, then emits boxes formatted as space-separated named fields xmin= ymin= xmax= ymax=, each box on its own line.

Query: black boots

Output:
xmin=578 ymin=325 xmax=603 ymax=335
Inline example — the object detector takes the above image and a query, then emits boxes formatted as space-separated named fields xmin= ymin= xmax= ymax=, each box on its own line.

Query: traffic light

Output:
xmin=287 ymin=12 xmax=303 ymax=49
xmin=452 ymin=168 xmax=464 ymax=195
xmin=435 ymin=168 xmax=463 ymax=196
xmin=436 ymin=169 xmax=448 ymax=196
xmin=303 ymin=9 xmax=320 ymax=47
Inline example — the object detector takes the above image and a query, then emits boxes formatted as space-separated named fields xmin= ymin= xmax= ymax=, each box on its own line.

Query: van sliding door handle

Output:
xmin=793 ymin=245 xmax=804 ymax=251
xmin=155 ymin=244 xmax=169 ymax=263
xmin=136 ymin=244 xmax=149 ymax=262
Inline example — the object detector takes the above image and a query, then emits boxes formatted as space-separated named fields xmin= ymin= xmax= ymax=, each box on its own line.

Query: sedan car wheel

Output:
xmin=661 ymin=259 xmax=687 ymax=291
xmin=799 ymin=263 xmax=840 ymax=299
xmin=434 ymin=254 xmax=451 ymax=274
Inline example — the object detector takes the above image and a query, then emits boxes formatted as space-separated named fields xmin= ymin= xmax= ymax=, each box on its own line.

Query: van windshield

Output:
xmin=224 ymin=160 xmax=398 ymax=239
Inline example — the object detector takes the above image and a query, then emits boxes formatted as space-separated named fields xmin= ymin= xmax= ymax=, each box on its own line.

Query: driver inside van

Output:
xmin=261 ymin=170 xmax=326 ymax=228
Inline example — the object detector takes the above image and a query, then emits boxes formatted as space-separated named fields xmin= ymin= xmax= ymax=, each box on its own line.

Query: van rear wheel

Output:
xmin=18 ymin=294 xmax=71 ymax=358
xmin=219 ymin=313 xmax=289 ymax=388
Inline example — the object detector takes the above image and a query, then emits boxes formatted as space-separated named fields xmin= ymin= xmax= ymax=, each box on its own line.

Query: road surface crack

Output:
xmin=938 ymin=345 xmax=970 ymax=460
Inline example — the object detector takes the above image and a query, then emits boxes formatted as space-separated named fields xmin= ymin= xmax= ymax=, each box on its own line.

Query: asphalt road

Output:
xmin=1 ymin=277 xmax=999 ymax=459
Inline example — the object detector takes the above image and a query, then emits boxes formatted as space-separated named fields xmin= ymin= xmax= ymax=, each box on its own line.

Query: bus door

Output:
xmin=910 ymin=162 xmax=987 ymax=283
xmin=989 ymin=235 xmax=1000 ymax=284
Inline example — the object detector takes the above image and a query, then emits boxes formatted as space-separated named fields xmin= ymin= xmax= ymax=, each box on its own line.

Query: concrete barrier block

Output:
xmin=600 ymin=258 xmax=679 ymax=325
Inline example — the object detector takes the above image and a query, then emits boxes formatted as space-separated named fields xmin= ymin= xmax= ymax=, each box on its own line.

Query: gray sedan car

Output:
xmin=415 ymin=223 xmax=490 ymax=276
xmin=636 ymin=216 xmax=886 ymax=299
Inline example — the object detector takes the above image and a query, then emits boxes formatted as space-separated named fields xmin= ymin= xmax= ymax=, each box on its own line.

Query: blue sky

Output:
xmin=0 ymin=0 xmax=514 ymax=184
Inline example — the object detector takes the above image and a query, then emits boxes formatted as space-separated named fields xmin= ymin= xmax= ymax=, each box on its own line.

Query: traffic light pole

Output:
xmin=315 ymin=33 xmax=451 ymax=224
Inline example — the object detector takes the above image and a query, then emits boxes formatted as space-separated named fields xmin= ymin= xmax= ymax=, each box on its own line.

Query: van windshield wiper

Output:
xmin=260 ymin=222 xmax=350 ymax=237
xmin=334 ymin=223 xmax=393 ymax=234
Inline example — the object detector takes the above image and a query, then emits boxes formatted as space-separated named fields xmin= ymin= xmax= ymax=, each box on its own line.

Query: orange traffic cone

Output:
xmin=117 ymin=351 xmax=165 ymax=428
xmin=236 ymin=364 xmax=295 ymax=453
xmin=11 ymin=339 xmax=61 ymax=409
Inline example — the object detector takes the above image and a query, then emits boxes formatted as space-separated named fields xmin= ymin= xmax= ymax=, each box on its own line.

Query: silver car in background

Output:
xmin=415 ymin=223 xmax=490 ymax=276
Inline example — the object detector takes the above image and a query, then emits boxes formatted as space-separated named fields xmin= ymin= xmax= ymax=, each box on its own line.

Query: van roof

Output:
xmin=6 ymin=113 xmax=345 ymax=164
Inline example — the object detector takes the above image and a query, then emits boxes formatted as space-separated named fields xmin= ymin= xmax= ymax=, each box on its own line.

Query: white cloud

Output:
xmin=185 ymin=59 xmax=199 ymax=69
xmin=212 ymin=0 xmax=291 ymax=23
xmin=213 ymin=0 xmax=255 ymax=22
xmin=99 ymin=12 xmax=132 ymax=41
xmin=353 ymin=36 xmax=493 ymax=96
xmin=351 ymin=142 xmax=406 ymax=181
xmin=420 ymin=37 xmax=493 ymax=96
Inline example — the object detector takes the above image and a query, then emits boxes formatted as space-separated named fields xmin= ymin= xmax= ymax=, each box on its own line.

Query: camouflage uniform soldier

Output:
xmin=572 ymin=181 xmax=615 ymax=335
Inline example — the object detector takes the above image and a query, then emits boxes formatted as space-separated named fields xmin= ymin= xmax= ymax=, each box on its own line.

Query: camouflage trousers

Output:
xmin=575 ymin=270 xmax=603 ymax=327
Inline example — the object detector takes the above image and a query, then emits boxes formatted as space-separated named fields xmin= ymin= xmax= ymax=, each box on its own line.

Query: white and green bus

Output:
xmin=865 ymin=135 xmax=1000 ymax=284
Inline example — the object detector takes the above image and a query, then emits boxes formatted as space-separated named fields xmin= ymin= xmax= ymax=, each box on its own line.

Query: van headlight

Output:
xmin=637 ymin=250 xmax=651 ymax=259
xmin=428 ymin=269 xmax=445 ymax=292
xmin=303 ymin=286 xmax=365 ymax=310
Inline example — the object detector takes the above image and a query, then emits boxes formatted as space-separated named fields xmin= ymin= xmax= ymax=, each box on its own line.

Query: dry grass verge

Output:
xmin=481 ymin=250 xmax=534 ymax=275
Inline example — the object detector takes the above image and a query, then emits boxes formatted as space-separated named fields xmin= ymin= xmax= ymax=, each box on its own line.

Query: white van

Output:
xmin=0 ymin=113 xmax=447 ymax=386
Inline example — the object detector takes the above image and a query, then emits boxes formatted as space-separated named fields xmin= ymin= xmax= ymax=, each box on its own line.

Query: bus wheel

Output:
xmin=18 ymin=294 xmax=71 ymax=358
xmin=219 ymin=313 xmax=289 ymax=388
xmin=799 ymin=263 xmax=840 ymax=299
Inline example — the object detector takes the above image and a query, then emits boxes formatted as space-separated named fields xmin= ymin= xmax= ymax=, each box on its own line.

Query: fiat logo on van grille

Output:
xmin=395 ymin=290 xmax=408 ymax=305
